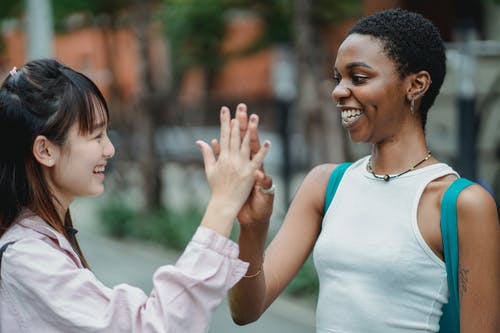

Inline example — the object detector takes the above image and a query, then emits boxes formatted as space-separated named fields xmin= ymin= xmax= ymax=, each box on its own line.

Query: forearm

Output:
xmin=3 ymin=231 xmax=248 ymax=333
xmin=228 ymin=221 xmax=269 ymax=324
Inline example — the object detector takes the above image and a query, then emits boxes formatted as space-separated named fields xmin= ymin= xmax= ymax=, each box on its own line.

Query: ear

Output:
xmin=32 ymin=135 xmax=59 ymax=167
xmin=406 ymin=70 xmax=432 ymax=102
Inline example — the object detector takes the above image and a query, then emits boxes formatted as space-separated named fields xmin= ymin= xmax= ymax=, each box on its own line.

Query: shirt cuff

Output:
xmin=191 ymin=226 xmax=242 ymax=259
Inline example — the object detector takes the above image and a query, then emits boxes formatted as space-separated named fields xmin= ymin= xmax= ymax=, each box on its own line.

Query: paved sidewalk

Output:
xmin=72 ymin=197 xmax=316 ymax=333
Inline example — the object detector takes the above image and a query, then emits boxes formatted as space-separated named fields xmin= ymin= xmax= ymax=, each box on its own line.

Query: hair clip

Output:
xmin=9 ymin=67 xmax=17 ymax=77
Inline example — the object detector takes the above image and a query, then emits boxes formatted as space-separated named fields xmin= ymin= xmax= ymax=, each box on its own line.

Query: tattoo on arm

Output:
xmin=459 ymin=266 xmax=469 ymax=298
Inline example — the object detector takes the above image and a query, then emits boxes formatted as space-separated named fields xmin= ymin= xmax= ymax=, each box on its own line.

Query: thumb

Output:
xmin=254 ymin=170 xmax=273 ymax=190
xmin=196 ymin=140 xmax=216 ymax=171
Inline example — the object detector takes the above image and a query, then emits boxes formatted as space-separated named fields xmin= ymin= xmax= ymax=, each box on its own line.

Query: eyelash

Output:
xmin=333 ymin=73 xmax=368 ymax=86
xmin=94 ymin=131 xmax=105 ymax=141
xmin=352 ymin=75 xmax=368 ymax=84
xmin=333 ymin=75 xmax=341 ymax=85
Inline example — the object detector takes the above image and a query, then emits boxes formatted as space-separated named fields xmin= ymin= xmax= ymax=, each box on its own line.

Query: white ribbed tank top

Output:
xmin=313 ymin=156 xmax=458 ymax=333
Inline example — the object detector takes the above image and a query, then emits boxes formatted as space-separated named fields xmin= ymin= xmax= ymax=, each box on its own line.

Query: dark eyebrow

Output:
xmin=346 ymin=62 xmax=373 ymax=70
xmin=333 ymin=61 xmax=372 ymax=74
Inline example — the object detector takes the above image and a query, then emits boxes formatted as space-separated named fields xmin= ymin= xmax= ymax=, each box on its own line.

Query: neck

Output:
xmin=43 ymin=169 xmax=71 ymax=225
xmin=369 ymin=130 xmax=432 ymax=174
xmin=50 ymin=195 xmax=70 ymax=225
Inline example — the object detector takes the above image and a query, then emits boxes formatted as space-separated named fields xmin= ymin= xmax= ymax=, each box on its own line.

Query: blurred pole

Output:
xmin=272 ymin=45 xmax=297 ymax=206
xmin=456 ymin=23 xmax=477 ymax=180
xmin=26 ymin=0 xmax=54 ymax=60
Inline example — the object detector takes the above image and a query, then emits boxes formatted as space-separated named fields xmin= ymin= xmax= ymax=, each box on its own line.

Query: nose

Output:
xmin=332 ymin=81 xmax=351 ymax=102
xmin=104 ymin=135 xmax=115 ymax=159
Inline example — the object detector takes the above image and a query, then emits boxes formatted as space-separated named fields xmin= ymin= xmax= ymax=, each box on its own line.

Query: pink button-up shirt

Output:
xmin=0 ymin=213 xmax=248 ymax=332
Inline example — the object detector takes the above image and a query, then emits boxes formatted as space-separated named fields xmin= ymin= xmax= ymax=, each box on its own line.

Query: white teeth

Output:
xmin=94 ymin=166 xmax=105 ymax=173
xmin=341 ymin=109 xmax=363 ymax=121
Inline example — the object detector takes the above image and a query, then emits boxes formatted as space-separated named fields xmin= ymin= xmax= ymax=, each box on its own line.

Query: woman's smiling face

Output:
xmin=46 ymin=114 xmax=115 ymax=210
xmin=332 ymin=33 xmax=411 ymax=144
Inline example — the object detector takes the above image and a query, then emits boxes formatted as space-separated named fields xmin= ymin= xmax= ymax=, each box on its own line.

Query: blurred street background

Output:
xmin=1 ymin=0 xmax=499 ymax=331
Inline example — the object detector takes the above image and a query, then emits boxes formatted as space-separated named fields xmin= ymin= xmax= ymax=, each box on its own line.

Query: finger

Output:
xmin=248 ymin=114 xmax=262 ymax=157
xmin=251 ymin=139 xmax=271 ymax=170
xmin=230 ymin=115 xmax=241 ymax=153
xmin=254 ymin=170 xmax=273 ymax=189
xmin=219 ymin=106 xmax=231 ymax=153
xmin=241 ymin=123 xmax=251 ymax=158
xmin=237 ymin=103 xmax=248 ymax=142
xmin=211 ymin=139 xmax=220 ymax=157
xmin=196 ymin=140 xmax=216 ymax=171
xmin=248 ymin=114 xmax=266 ymax=172
xmin=253 ymin=171 xmax=275 ymax=197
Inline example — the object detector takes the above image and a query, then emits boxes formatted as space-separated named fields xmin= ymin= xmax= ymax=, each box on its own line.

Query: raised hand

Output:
xmin=209 ymin=104 xmax=275 ymax=225
xmin=234 ymin=104 xmax=275 ymax=226
xmin=196 ymin=106 xmax=270 ymax=236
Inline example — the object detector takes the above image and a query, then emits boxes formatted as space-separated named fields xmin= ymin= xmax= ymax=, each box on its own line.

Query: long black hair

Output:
xmin=0 ymin=59 xmax=110 ymax=267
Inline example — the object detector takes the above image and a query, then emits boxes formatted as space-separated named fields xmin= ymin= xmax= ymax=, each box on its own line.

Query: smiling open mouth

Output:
xmin=341 ymin=109 xmax=364 ymax=124
xmin=93 ymin=166 xmax=105 ymax=174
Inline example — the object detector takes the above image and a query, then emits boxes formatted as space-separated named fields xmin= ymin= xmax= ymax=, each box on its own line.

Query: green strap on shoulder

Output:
xmin=439 ymin=177 xmax=474 ymax=333
xmin=323 ymin=162 xmax=352 ymax=214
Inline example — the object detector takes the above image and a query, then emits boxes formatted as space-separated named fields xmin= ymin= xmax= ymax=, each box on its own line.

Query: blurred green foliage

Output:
xmin=161 ymin=0 xmax=361 ymax=93
xmin=0 ymin=1 xmax=22 ymax=18
xmin=162 ymin=0 xmax=228 ymax=88
xmin=98 ymin=197 xmax=203 ymax=251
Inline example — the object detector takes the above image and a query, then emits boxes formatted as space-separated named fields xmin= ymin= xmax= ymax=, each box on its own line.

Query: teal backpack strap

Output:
xmin=323 ymin=162 xmax=352 ymax=214
xmin=439 ymin=177 xmax=475 ymax=333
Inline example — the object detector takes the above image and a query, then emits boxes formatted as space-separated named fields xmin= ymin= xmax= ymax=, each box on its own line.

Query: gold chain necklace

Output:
xmin=367 ymin=151 xmax=432 ymax=182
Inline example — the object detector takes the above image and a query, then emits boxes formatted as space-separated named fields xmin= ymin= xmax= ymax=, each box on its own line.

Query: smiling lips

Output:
xmin=341 ymin=109 xmax=364 ymax=126
xmin=93 ymin=165 xmax=105 ymax=174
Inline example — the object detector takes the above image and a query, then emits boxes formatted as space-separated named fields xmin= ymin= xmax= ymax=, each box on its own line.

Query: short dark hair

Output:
xmin=348 ymin=8 xmax=446 ymax=130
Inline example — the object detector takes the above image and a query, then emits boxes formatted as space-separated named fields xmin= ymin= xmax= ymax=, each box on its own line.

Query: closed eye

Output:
xmin=93 ymin=130 xmax=106 ymax=141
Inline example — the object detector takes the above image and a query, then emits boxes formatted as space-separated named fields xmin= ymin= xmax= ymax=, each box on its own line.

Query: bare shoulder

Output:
xmin=306 ymin=163 xmax=339 ymax=183
xmin=304 ymin=163 xmax=347 ymax=195
xmin=301 ymin=163 xmax=339 ymax=195
xmin=456 ymin=182 xmax=499 ymax=228
xmin=297 ymin=163 xmax=341 ymax=214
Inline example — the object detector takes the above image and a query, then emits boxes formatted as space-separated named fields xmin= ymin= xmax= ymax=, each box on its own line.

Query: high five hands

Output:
xmin=209 ymin=104 xmax=276 ymax=226
xmin=197 ymin=104 xmax=272 ymax=236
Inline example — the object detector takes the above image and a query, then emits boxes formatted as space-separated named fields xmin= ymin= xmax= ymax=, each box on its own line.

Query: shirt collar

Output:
xmin=15 ymin=210 xmax=82 ymax=265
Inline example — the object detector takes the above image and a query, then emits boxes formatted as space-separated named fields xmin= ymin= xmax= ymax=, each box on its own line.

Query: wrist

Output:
xmin=242 ymin=255 xmax=264 ymax=279
xmin=239 ymin=220 xmax=270 ymax=233
xmin=237 ymin=221 xmax=269 ymax=261
xmin=200 ymin=197 xmax=240 ymax=237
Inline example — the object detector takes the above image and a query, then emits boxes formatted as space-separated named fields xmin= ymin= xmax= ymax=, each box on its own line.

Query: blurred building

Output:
xmin=1 ymin=0 xmax=499 ymax=192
